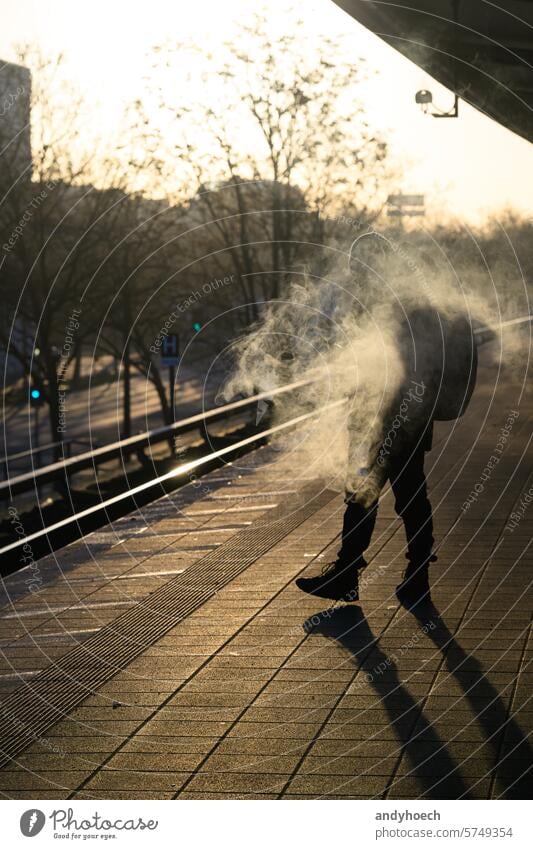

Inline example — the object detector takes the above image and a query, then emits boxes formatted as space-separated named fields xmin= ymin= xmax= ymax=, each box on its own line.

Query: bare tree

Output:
xmin=91 ymin=194 xmax=184 ymax=434
xmin=129 ymin=10 xmax=391 ymax=317
xmin=0 ymin=49 xmax=178 ymax=450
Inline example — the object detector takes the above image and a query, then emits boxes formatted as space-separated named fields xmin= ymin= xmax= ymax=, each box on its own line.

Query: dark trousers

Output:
xmin=338 ymin=443 xmax=434 ymax=571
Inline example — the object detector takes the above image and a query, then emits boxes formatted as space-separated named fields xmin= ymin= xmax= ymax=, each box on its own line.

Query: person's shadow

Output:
xmin=412 ymin=602 xmax=532 ymax=799
xmin=305 ymin=603 xmax=532 ymax=798
xmin=305 ymin=605 xmax=471 ymax=798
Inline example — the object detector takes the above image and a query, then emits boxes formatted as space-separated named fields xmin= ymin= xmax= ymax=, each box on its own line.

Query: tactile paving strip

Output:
xmin=0 ymin=483 xmax=336 ymax=768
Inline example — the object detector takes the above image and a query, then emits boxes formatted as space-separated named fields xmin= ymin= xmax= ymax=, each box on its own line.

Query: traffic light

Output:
xmin=30 ymin=386 xmax=43 ymax=406
xmin=192 ymin=322 xmax=202 ymax=333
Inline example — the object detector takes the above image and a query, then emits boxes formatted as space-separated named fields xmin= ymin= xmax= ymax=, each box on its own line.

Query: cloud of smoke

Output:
xmin=221 ymin=226 xmax=526 ymax=493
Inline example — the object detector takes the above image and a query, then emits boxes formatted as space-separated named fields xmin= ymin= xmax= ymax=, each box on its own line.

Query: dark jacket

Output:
xmin=345 ymin=305 xmax=477 ymax=505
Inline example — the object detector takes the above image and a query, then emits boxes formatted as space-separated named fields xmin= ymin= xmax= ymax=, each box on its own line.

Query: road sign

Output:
xmin=387 ymin=208 xmax=425 ymax=217
xmin=386 ymin=194 xmax=425 ymax=224
xmin=160 ymin=333 xmax=180 ymax=366
xmin=387 ymin=194 xmax=425 ymax=207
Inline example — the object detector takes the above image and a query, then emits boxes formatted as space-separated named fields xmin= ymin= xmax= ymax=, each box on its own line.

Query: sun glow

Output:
xmin=0 ymin=0 xmax=531 ymax=222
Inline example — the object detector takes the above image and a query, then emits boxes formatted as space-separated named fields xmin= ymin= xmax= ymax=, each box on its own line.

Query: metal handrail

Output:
xmin=0 ymin=438 xmax=93 ymax=467
xmin=0 ymin=398 xmax=345 ymax=559
xmin=0 ymin=314 xmax=529 ymax=502
xmin=0 ymin=379 xmax=312 ymax=501
xmin=0 ymin=440 xmax=68 ymax=465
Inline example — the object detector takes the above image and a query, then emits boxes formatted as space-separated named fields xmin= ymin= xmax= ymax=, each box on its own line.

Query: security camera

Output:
xmin=415 ymin=89 xmax=433 ymax=105
xmin=415 ymin=88 xmax=459 ymax=117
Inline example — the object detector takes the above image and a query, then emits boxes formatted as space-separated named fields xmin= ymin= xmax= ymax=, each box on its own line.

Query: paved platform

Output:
xmin=0 ymin=339 xmax=531 ymax=799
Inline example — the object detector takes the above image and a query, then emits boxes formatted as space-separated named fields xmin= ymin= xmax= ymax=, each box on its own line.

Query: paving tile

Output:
xmin=182 ymin=772 xmax=287 ymax=794
xmin=202 ymin=752 xmax=302 ymax=774
xmin=106 ymin=752 xmax=204 ymax=772
xmin=285 ymin=774 xmax=388 ymax=796
xmin=0 ymin=770 xmax=89 ymax=792
xmin=84 ymin=769 xmax=190 ymax=792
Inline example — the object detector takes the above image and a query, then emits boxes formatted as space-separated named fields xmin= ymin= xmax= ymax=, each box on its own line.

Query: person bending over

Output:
xmin=296 ymin=305 xmax=477 ymax=607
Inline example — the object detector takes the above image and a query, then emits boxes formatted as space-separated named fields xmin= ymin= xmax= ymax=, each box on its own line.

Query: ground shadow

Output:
xmin=306 ymin=605 xmax=471 ymax=798
xmin=411 ymin=601 xmax=533 ymax=799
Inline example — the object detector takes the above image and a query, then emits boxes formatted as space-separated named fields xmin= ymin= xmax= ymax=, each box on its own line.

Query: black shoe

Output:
xmin=296 ymin=560 xmax=359 ymax=601
xmin=396 ymin=569 xmax=431 ymax=608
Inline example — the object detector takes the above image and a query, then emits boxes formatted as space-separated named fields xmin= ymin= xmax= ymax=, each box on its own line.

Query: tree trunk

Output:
xmin=122 ymin=290 xmax=133 ymax=440
xmin=150 ymin=361 xmax=175 ymax=455
xmin=122 ymin=339 xmax=131 ymax=440
xmin=72 ymin=348 xmax=82 ymax=385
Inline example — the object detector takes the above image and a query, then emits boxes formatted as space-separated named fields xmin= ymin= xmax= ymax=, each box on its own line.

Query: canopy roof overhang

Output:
xmin=333 ymin=0 xmax=533 ymax=142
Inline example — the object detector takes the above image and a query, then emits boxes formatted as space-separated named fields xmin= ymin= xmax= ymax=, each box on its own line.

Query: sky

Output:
xmin=0 ymin=0 xmax=531 ymax=225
